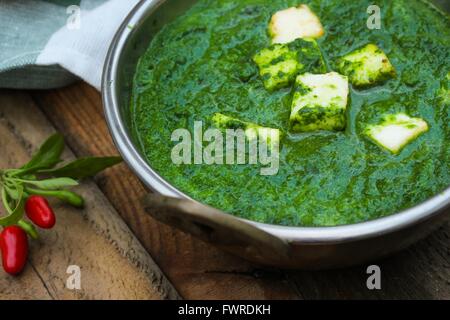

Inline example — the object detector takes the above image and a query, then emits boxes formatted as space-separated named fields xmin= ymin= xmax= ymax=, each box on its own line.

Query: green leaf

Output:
xmin=0 ymin=187 xmax=24 ymax=227
xmin=19 ymin=133 xmax=65 ymax=174
xmin=20 ymin=177 xmax=79 ymax=190
xmin=39 ymin=156 xmax=122 ymax=179
xmin=1 ymin=187 xmax=13 ymax=214
xmin=4 ymin=183 xmax=23 ymax=201
xmin=22 ymin=174 xmax=37 ymax=180
xmin=26 ymin=187 xmax=85 ymax=208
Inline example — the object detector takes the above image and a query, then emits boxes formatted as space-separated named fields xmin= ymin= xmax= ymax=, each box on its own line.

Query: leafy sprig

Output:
xmin=0 ymin=133 xmax=122 ymax=233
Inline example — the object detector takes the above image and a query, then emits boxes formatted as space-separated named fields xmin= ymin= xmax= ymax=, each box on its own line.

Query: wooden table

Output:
xmin=1 ymin=82 xmax=449 ymax=299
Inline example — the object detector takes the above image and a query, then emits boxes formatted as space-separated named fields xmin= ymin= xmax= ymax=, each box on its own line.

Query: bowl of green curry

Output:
xmin=103 ymin=0 xmax=450 ymax=268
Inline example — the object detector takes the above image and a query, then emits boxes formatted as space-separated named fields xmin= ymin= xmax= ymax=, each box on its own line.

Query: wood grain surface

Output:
xmin=27 ymin=82 xmax=449 ymax=300
xmin=0 ymin=91 xmax=180 ymax=300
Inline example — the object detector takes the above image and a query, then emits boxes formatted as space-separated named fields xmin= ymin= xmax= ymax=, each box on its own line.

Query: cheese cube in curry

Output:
xmin=365 ymin=113 xmax=429 ymax=154
xmin=269 ymin=5 xmax=324 ymax=44
xmin=289 ymin=72 xmax=349 ymax=132
xmin=439 ymin=72 xmax=450 ymax=105
xmin=253 ymin=38 xmax=326 ymax=91
xmin=212 ymin=113 xmax=280 ymax=146
xmin=253 ymin=44 xmax=299 ymax=91
xmin=337 ymin=44 xmax=396 ymax=88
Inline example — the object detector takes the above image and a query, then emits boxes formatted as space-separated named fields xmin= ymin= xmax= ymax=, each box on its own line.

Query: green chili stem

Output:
xmin=18 ymin=220 xmax=39 ymax=240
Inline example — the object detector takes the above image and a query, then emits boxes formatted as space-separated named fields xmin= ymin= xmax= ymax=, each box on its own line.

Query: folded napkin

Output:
xmin=0 ymin=0 xmax=139 ymax=90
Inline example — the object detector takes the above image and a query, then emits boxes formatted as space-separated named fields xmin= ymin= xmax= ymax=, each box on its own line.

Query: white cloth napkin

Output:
xmin=36 ymin=0 xmax=140 ymax=90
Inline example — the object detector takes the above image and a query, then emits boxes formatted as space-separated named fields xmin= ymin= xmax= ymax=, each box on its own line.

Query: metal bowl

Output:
xmin=102 ymin=0 xmax=450 ymax=269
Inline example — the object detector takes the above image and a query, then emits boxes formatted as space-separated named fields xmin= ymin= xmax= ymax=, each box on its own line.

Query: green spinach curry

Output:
xmin=131 ymin=0 xmax=450 ymax=227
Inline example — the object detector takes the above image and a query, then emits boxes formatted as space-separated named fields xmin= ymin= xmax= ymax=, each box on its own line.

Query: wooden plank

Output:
xmin=288 ymin=228 xmax=450 ymax=299
xmin=30 ymin=82 xmax=450 ymax=299
xmin=0 ymin=91 xmax=180 ymax=300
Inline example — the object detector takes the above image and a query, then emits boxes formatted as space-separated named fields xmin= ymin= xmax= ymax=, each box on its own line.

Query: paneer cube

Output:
xmin=337 ymin=43 xmax=396 ymax=88
xmin=253 ymin=38 xmax=326 ymax=91
xmin=253 ymin=44 xmax=299 ymax=91
xmin=289 ymin=72 xmax=349 ymax=132
xmin=365 ymin=113 xmax=429 ymax=154
xmin=269 ymin=5 xmax=324 ymax=44
xmin=212 ymin=113 xmax=280 ymax=146
xmin=439 ymin=72 xmax=449 ymax=105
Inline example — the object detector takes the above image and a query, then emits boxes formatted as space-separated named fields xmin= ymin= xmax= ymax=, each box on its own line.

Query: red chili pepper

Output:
xmin=25 ymin=196 xmax=56 ymax=229
xmin=0 ymin=226 xmax=28 ymax=275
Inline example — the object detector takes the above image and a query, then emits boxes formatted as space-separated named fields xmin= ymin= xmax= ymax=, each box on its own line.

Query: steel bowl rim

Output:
xmin=102 ymin=0 xmax=450 ymax=243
